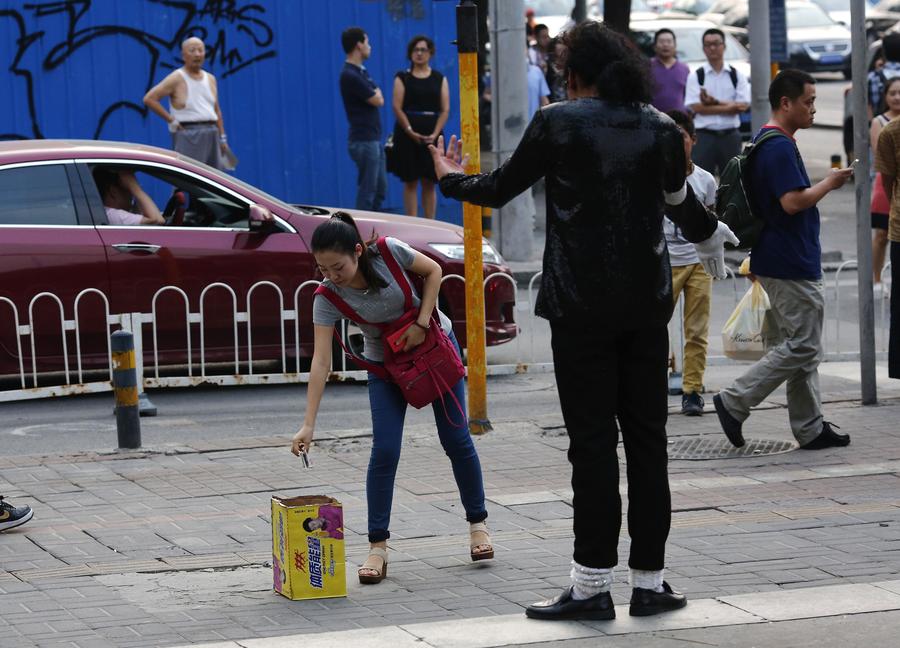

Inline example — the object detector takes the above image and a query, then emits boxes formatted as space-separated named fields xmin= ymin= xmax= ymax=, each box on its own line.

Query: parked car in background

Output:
xmin=812 ymin=0 xmax=900 ymax=44
xmin=665 ymin=0 xmax=717 ymax=17
xmin=0 ymin=141 xmax=517 ymax=381
xmin=629 ymin=18 xmax=753 ymax=138
xmin=714 ymin=1 xmax=852 ymax=78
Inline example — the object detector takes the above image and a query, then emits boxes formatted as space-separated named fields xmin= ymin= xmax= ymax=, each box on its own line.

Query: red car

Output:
xmin=0 ymin=140 xmax=517 ymax=382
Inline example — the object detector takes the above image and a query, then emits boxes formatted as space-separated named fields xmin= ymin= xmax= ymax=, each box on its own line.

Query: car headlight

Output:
xmin=429 ymin=241 xmax=505 ymax=265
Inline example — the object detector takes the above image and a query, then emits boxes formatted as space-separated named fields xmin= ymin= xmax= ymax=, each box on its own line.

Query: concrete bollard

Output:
xmin=111 ymin=330 xmax=141 ymax=449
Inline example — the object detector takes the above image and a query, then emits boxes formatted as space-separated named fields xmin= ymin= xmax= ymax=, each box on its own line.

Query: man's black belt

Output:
xmin=696 ymin=127 xmax=739 ymax=135
xmin=180 ymin=120 xmax=217 ymax=127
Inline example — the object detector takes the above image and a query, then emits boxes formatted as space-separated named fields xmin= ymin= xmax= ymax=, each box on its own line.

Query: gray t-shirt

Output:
xmin=312 ymin=237 xmax=452 ymax=362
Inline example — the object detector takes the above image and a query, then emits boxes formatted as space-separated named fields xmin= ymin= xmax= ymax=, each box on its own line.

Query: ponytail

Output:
xmin=311 ymin=212 xmax=387 ymax=290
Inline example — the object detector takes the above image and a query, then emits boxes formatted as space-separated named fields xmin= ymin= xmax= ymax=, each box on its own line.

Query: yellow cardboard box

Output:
xmin=271 ymin=495 xmax=347 ymax=600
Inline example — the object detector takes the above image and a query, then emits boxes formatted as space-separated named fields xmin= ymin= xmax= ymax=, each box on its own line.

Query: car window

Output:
xmin=0 ymin=164 xmax=78 ymax=226
xmin=92 ymin=164 xmax=251 ymax=229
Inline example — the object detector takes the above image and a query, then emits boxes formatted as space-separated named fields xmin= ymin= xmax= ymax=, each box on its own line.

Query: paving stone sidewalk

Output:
xmin=2 ymin=383 xmax=900 ymax=647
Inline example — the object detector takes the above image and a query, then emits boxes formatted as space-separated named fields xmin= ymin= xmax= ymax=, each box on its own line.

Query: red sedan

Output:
xmin=0 ymin=140 xmax=517 ymax=382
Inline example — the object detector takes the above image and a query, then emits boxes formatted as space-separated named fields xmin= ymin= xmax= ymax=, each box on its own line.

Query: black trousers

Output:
xmin=891 ymin=242 xmax=900 ymax=379
xmin=550 ymin=319 xmax=671 ymax=571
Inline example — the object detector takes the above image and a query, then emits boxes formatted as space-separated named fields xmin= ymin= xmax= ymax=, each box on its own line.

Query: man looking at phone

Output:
xmin=713 ymin=70 xmax=853 ymax=451
xmin=685 ymin=28 xmax=750 ymax=176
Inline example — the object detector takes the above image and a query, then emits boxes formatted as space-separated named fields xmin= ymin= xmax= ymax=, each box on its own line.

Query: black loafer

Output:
xmin=525 ymin=586 xmax=615 ymax=621
xmin=629 ymin=581 xmax=687 ymax=617
xmin=713 ymin=394 xmax=745 ymax=448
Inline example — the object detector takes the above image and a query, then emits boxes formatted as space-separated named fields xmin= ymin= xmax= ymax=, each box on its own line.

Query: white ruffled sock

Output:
xmin=629 ymin=568 xmax=664 ymax=593
xmin=569 ymin=561 xmax=613 ymax=600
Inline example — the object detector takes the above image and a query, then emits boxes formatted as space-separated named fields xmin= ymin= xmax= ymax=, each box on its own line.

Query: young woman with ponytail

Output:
xmin=290 ymin=212 xmax=492 ymax=584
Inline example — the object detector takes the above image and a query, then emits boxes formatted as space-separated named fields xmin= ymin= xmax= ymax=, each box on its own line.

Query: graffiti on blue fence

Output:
xmin=1 ymin=0 xmax=276 ymax=141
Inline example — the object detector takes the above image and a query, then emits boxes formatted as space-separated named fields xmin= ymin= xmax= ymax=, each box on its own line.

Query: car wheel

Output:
xmin=843 ymin=67 xmax=852 ymax=80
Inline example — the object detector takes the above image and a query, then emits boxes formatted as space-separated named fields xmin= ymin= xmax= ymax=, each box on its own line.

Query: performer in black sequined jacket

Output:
xmin=431 ymin=21 xmax=737 ymax=621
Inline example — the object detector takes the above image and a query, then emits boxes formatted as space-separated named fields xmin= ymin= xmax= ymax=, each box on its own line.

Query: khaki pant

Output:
xmin=719 ymin=276 xmax=825 ymax=446
xmin=671 ymin=263 xmax=712 ymax=394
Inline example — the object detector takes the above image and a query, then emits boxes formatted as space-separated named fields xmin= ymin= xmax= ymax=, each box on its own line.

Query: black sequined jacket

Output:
xmin=439 ymin=98 xmax=718 ymax=328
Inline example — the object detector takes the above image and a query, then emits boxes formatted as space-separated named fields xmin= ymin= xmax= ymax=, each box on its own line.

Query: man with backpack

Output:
xmin=713 ymin=70 xmax=854 ymax=451
xmin=685 ymin=28 xmax=750 ymax=176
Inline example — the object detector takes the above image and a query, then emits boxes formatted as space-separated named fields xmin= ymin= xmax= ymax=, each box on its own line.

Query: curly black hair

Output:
xmin=561 ymin=21 xmax=652 ymax=104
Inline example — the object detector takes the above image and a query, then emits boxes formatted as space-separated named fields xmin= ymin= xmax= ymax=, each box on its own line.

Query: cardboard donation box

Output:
xmin=271 ymin=495 xmax=347 ymax=600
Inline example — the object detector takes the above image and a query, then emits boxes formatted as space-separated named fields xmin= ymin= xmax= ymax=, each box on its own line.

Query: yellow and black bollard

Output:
xmin=111 ymin=330 xmax=142 ymax=449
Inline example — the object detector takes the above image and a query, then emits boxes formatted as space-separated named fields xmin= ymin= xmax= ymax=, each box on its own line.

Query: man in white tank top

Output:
xmin=143 ymin=37 xmax=232 ymax=170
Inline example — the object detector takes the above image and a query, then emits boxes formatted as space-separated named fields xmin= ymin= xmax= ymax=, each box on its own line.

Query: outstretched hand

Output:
xmin=694 ymin=221 xmax=740 ymax=280
xmin=428 ymin=135 xmax=469 ymax=180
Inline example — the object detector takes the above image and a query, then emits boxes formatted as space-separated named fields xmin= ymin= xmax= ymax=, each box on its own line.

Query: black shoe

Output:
xmin=0 ymin=496 xmax=33 ymax=532
xmin=681 ymin=392 xmax=704 ymax=416
xmin=525 ymin=586 xmax=615 ymax=621
xmin=713 ymin=394 xmax=745 ymax=448
xmin=629 ymin=581 xmax=687 ymax=617
xmin=800 ymin=421 xmax=850 ymax=450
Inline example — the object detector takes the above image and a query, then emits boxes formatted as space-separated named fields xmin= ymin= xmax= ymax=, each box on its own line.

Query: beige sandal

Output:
xmin=470 ymin=522 xmax=494 ymax=561
xmin=358 ymin=546 xmax=388 ymax=584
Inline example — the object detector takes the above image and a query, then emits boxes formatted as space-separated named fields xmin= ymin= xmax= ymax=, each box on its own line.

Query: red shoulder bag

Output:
xmin=314 ymin=238 xmax=466 ymax=417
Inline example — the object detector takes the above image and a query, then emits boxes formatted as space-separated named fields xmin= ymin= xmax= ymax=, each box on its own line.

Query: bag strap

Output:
xmin=314 ymin=284 xmax=379 ymax=326
xmin=695 ymin=66 xmax=737 ymax=90
xmin=330 ymin=326 xmax=389 ymax=379
xmin=313 ymin=284 xmax=389 ymax=377
xmin=375 ymin=237 xmax=414 ymax=312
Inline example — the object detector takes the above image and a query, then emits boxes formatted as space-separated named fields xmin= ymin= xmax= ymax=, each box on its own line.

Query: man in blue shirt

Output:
xmin=714 ymin=70 xmax=853 ymax=451
xmin=340 ymin=27 xmax=387 ymax=211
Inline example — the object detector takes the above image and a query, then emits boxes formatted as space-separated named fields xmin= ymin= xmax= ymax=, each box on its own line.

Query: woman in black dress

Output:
xmin=390 ymin=35 xmax=450 ymax=218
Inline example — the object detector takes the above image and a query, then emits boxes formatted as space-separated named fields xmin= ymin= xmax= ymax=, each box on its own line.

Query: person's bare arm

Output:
xmin=691 ymin=101 xmax=746 ymax=115
xmin=871 ymin=118 xmax=884 ymax=153
xmin=291 ymin=324 xmax=334 ymax=456
xmin=883 ymin=174 xmax=895 ymax=202
xmin=143 ymin=72 xmax=182 ymax=129
xmin=366 ymin=87 xmax=384 ymax=107
xmin=392 ymin=77 xmax=417 ymax=140
xmin=779 ymin=169 xmax=854 ymax=215
xmin=119 ymin=172 xmax=163 ymax=225
xmin=209 ymin=74 xmax=226 ymax=143
xmin=395 ymin=250 xmax=442 ymax=352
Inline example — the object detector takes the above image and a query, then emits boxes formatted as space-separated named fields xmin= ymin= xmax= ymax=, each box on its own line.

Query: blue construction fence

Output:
xmin=0 ymin=0 xmax=466 ymax=223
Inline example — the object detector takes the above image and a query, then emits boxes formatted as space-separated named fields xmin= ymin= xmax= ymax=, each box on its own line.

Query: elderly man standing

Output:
xmin=144 ymin=37 xmax=228 ymax=169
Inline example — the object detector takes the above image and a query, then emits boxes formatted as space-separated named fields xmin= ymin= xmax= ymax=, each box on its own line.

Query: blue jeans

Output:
xmin=348 ymin=140 xmax=387 ymax=211
xmin=365 ymin=331 xmax=487 ymax=542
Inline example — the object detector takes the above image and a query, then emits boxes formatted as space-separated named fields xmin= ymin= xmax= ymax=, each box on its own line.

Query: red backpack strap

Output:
xmin=314 ymin=284 xmax=376 ymax=326
xmin=375 ymin=237 xmax=413 ymax=312
xmin=313 ymin=285 xmax=388 ymax=378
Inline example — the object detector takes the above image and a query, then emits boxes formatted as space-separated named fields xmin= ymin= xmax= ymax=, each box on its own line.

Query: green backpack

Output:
xmin=714 ymin=129 xmax=788 ymax=250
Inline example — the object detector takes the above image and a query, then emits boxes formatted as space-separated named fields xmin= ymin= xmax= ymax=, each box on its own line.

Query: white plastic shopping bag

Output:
xmin=722 ymin=281 xmax=771 ymax=361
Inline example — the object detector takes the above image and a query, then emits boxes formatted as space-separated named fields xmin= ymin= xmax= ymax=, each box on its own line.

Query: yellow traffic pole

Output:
xmin=456 ymin=0 xmax=491 ymax=435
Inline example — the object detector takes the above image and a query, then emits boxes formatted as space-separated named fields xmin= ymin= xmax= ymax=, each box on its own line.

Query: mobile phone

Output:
xmin=386 ymin=321 xmax=414 ymax=352
xmin=299 ymin=449 xmax=310 ymax=469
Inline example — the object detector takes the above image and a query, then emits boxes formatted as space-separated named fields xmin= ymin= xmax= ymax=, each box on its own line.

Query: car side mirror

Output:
xmin=249 ymin=204 xmax=278 ymax=233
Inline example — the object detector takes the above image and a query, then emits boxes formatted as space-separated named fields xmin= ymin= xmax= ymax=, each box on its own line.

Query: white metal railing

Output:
xmin=0 ymin=265 xmax=892 ymax=403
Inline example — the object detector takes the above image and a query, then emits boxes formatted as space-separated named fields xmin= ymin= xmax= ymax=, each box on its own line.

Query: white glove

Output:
xmin=167 ymin=118 xmax=181 ymax=133
xmin=693 ymin=221 xmax=740 ymax=280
